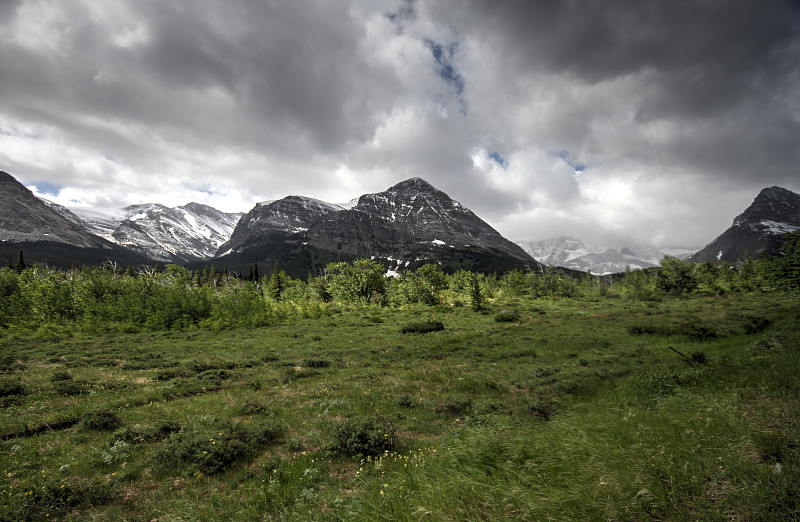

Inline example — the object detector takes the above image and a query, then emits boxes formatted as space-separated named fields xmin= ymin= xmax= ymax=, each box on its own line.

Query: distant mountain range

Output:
xmin=2 ymin=169 xmax=798 ymax=274
xmin=1 ymin=172 xmax=539 ymax=275
xmin=517 ymin=237 xmax=693 ymax=275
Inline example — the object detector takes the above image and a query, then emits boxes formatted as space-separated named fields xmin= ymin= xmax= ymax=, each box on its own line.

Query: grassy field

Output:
xmin=1 ymin=293 xmax=798 ymax=520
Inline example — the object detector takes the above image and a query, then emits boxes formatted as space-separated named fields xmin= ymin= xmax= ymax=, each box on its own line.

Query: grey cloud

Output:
xmin=1 ymin=0 xmax=799 ymax=251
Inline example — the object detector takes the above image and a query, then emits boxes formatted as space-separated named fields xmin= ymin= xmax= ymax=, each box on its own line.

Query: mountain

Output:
xmin=62 ymin=203 xmax=241 ymax=263
xmin=0 ymin=171 xmax=110 ymax=248
xmin=215 ymin=178 xmax=540 ymax=276
xmin=217 ymin=196 xmax=342 ymax=257
xmin=0 ymin=171 xmax=150 ymax=267
xmin=516 ymin=237 xmax=692 ymax=275
xmin=106 ymin=203 xmax=242 ymax=263
xmin=689 ymin=186 xmax=800 ymax=263
xmin=303 ymin=177 xmax=538 ymax=273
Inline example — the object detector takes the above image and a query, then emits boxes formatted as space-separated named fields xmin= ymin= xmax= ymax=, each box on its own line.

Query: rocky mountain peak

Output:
xmin=733 ymin=186 xmax=800 ymax=227
xmin=690 ymin=185 xmax=800 ymax=263
xmin=0 ymin=171 xmax=23 ymax=184
xmin=216 ymin=195 xmax=342 ymax=256
xmin=303 ymin=177 xmax=537 ymax=273
xmin=0 ymin=171 xmax=110 ymax=248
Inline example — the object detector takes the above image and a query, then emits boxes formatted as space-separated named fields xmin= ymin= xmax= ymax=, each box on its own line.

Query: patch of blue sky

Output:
xmin=489 ymin=151 xmax=509 ymax=169
xmin=425 ymin=39 xmax=464 ymax=96
xmin=552 ymin=150 xmax=586 ymax=172
xmin=32 ymin=180 xmax=62 ymax=196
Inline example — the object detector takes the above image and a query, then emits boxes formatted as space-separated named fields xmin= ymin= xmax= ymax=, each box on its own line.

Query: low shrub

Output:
xmin=0 ymin=378 xmax=26 ymax=398
xmin=0 ymin=354 xmax=27 ymax=372
xmin=303 ymin=359 xmax=331 ymax=368
xmin=154 ymin=420 xmax=283 ymax=476
xmin=53 ymin=380 xmax=86 ymax=396
xmin=50 ymin=370 xmax=73 ymax=382
xmin=82 ymin=410 xmax=122 ymax=431
xmin=327 ymin=416 xmax=397 ymax=458
xmin=494 ymin=309 xmax=521 ymax=322
xmin=400 ymin=320 xmax=444 ymax=334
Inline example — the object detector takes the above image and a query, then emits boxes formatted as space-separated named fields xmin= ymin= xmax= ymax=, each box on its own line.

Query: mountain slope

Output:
xmin=0 ymin=171 xmax=151 ymax=266
xmin=217 ymin=196 xmax=342 ymax=257
xmin=303 ymin=178 xmax=539 ymax=273
xmin=689 ymin=186 xmax=800 ymax=263
xmin=0 ymin=171 xmax=111 ymax=249
xmin=66 ymin=203 xmax=242 ymax=263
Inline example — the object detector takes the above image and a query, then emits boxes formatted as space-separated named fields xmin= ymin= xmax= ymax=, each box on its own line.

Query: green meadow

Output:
xmin=1 ymin=293 xmax=798 ymax=520
xmin=0 ymin=245 xmax=799 ymax=520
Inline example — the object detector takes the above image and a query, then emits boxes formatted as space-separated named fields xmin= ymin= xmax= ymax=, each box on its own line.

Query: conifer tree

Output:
xmin=470 ymin=272 xmax=484 ymax=311
xmin=14 ymin=250 xmax=25 ymax=274
xmin=253 ymin=264 xmax=259 ymax=282
xmin=268 ymin=262 xmax=283 ymax=300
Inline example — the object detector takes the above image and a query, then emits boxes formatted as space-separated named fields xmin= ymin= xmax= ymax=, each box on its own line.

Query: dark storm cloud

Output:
xmin=445 ymin=0 xmax=800 ymax=174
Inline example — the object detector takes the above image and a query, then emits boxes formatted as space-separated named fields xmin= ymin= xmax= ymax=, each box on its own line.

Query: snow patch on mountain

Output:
xmin=69 ymin=203 xmax=242 ymax=262
xmin=517 ymin=237 xmax=693 ymax=275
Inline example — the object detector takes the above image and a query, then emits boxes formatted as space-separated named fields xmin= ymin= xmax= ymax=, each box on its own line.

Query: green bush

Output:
xmin=400 ymin=320 xmax=444 ymax=334
xmin=327 ymin=416 xmax=397 ymax=458
xmin=50 ymin=370 xmax=73 ymax=382
xmin=82 ymin=410 xmax=122 ymax=431
xmin=0 ymin=378 xmax=26 ymax=398
xmin=0 ymin=354 xmax=26 ymax=372
xmin=154 ymin=420 xmax=283 ymax=476
xmin=53 ymin=380 xmax=86 ymax=396
xmin=494 ymin=309 xmax=521 ymax=322
xmin=303 ymin=358 xmax=330 ymax=368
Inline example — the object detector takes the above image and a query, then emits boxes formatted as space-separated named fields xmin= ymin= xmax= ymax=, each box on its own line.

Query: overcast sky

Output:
xmin=2 ymin=0 xmax=799 ymax=250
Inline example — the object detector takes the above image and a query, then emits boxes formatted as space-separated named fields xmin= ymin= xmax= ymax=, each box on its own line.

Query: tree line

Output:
xmin=1 ymin=233 xmax=798 ymax=335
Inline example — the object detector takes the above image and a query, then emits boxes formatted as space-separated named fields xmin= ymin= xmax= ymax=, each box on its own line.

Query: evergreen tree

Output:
xmin=268 ymin=262 xmax=283 ymax=300
xmin=14 ymin=250 xmax=25 ymax=274
xmin=253 ymin=264 xmax=259 ymax=282
xmin=470 ymin=272 xmax=484 ymax=311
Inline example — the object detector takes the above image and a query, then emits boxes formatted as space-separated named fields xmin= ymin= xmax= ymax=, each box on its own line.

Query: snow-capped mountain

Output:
xmin=217 ymin=196 xmax=342 ymax=256
xmin=517 ymin=237 xmax=692 ymax=275
xmin=0 ymin=171 xmax=151 ymax=266
xmin=304 ymin=177 xmax=539 ymax=273
xmin=100 ymin=203 xmax=242 ymax=263
xmin=64 ymin=202 xmax=242 ymax=263
xmin=213 ymin=177 xmax=539 ymax=276
xmin=689 ymin=186 xmax=800 ymax=263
